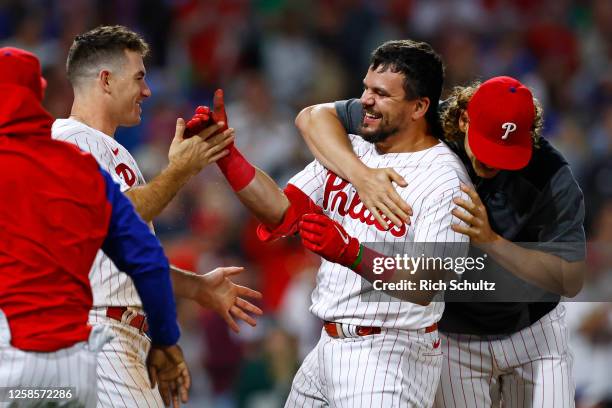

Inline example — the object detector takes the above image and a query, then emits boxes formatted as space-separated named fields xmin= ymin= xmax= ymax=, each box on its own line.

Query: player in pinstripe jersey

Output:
xmin=295 ymin=76 xmax=586 ymax=407
xmin=203 ymin=40 xmax=472 ymax=407
xmin=0 ymin=47 xmax=186 ymax=408
xmin=52 ymin=26 xmax=263 ymax=408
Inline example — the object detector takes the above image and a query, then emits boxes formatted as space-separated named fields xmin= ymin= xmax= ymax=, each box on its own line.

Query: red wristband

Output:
xmin=217 ymin=145 xmax=256 ymax=192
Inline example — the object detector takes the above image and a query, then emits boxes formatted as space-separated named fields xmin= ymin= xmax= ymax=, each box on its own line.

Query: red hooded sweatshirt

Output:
xmin=0 ymin=47 xmax=112 ymax=351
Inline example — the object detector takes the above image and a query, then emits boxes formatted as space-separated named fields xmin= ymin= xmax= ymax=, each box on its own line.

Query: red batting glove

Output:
xmin=184 ymin=105 xmax=212 ymax=138
xmin=298 ymin=213 xmax=361 ymax=268
xmin=212 ymin=89 xmax=228 ymax=131
xmin=184 ymin=89 xmax=229 ymax=139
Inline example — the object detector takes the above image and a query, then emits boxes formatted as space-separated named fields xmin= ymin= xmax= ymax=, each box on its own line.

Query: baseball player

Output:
xmin=295 ymin=76 xmax=586 ymax=407
xmin=205 ymin=39 xmax=472 ymax=407
xmin=52 ymin=26 xmax=262 ymax=407
xmin=0 ymin=47 xmax=186 ymax=407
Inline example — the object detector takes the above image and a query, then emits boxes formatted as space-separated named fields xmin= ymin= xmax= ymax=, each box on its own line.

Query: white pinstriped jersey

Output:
xmin=52 ymin=118 xmax=145 ymax=308
xmin=288 ymin=135 xmax=472 ymax=330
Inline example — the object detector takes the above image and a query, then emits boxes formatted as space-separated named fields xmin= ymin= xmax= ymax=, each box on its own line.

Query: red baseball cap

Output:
xmin=0 ymin=47 xmax=47 ymax=101
xmin=466 ymin=76 xmax=535 ymax=170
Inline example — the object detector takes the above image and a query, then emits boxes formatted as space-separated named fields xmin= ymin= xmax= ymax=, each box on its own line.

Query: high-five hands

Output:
xmin=168 ymin=117 xmax=234 ymax=175
xmin=184 ymin=89 xmax=229 ymax=138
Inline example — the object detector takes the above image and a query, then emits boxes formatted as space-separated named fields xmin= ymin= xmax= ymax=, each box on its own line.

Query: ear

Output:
xmin=458 ymin=111 xmax=469 ymax=133
xmin=98 ymin=69 xmax=112 ymax=94
xmin=411 ymin=97 xmax=430 ymax=121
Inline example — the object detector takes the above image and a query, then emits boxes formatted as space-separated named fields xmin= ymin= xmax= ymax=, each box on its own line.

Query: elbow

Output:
xmin=561 ymin=262 xmax=585 ymax=298
xmin=562 ymin=276 xmax=584 ymax=298
xmin=295 ymin=105 xmax=314 ymax=132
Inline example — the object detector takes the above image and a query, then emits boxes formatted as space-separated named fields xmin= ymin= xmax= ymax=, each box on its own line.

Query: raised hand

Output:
xmin=184 ymin=106 xmax=212 ymax=138
xmin=168 ymin=118 xmax=234 ymax=175
xmin=212 ymin=89 xmax=228 ymax=131
xmin=184 ymin=89 xmax=229 ymax=139
xmin=192 ymin=267 xmax=263 ymax=333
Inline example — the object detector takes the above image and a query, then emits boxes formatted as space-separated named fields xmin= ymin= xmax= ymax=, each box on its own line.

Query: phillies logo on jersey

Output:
xmin=323 ymin=171 xmax=407 ymax=237
xmin=115 ymin=163 xmax=137 ymax=187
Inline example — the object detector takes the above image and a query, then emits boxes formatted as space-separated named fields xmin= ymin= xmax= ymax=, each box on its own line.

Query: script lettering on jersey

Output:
xmin=115 ymin=163 xmax=137 ymax=187
xmin=323 ymin=171 xmax=407 ymax=237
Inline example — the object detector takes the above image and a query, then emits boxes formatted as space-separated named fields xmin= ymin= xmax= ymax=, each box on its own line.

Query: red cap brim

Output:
xmin=468 ymin=129 xmax=532 ymax=171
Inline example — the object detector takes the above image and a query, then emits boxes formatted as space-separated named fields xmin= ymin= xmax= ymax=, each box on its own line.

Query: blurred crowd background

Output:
xmin=1 ymin=0 xmax=611 ymax=406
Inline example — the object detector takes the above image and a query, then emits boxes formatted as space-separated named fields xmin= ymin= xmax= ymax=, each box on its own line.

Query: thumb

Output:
xmin=213 ymin=89 xmax=224 ymax=113
xmin=174 ymin=118 xmax=186 ymax=142
xmin=386 ymin=168 xmax=408 ymax=187
xmin=213 ymin=89 xmax=227 ymax=124
xmin=220 ymin=266 xmax=244 ymax=277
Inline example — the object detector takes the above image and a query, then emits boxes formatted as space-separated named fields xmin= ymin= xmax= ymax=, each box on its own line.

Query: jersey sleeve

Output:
xmin=411 ymin=169 xmax=470 ymax=263
xmin=60 ymin=131 xmax=126 ymax=190
xmin=286 ymin=159 xmax=329 ymax=206
xmin=334 ymin=99 xmax=363 ymax=135
xmin=98 ymin=168 xmax=180 ymax=346
xmin=530 ymin=165 xmax=586 ymax=262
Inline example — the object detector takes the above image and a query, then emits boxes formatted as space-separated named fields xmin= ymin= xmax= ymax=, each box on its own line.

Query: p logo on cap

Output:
xmin=466 ymin=76 xmax=535 ymax=171
xmin=501 ymin=122 xmax=517 ymax=140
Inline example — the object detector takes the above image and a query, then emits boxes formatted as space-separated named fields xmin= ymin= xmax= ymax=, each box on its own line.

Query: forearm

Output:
xmin=482 ymin=237 xmax=585 ymax=297
xmin=235 ymin=169 xmax=289 ymax=227
xmin=353 ymin=245 xmax=445 ymax=305
xmin=296 ymin=104 xmax=369 ymax=182
xmin=170 ymin=265 xmax=199 ymax=300
xmin=125 ymin=164 xmax=193 ymax=222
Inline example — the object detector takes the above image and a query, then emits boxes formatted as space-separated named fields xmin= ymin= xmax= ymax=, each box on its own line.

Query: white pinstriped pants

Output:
xmin=0 ymin=310 xmax=112 ymax=408
xmin=285 ymin=326 xmax=443 ymax=408
xmin=434 ymin=304 xmax=574 ymax=408
xmin=88 ymin=308 xmax=164 ymax=408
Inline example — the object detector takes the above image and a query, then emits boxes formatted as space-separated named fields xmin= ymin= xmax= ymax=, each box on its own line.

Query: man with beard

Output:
xmin=295 ymin=76 xmax=586 ymax=407
xmin=203 ymin=39 xmax=471 ymax=407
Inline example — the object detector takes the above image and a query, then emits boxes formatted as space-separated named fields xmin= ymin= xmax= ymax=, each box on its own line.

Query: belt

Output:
xmin=105 ymin=307 xmax=149 ymax=333
xmin=324 ymin=321 xmax=437 ymax=339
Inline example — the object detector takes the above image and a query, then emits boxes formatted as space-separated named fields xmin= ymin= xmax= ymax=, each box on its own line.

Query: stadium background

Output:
xmin=1 ymin=0 xmax=611 ymax=406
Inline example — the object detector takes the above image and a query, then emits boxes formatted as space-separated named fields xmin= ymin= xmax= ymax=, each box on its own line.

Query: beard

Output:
xmin=359 ymin=110 xmax=397 ymax=144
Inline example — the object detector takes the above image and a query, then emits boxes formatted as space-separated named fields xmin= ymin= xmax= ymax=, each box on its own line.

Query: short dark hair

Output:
xmin=66 ymin=25 xmax=149 ymax=86
xmin=370 ymin=40 xmax=445 ymax=138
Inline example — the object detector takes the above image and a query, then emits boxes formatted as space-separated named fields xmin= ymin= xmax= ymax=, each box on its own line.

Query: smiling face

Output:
xmin=359 ymin=66 xmax=415 ymax=143
xmin=108 ymin=49 xmax=151 ymax=126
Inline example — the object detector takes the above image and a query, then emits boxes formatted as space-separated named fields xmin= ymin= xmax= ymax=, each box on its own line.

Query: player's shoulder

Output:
xmin=397 ymin=141 xmax=470 ymax=180
xmin=52 ymin=118 xmax=121 ymax=160
xmin=37 ymin=136 xmax=105 ymax=173
xmin=431 ymin=142 xmax=471 ymax=180
xmin=52 ymin=118 xmax=99 ymax=142
xmin=409 ymin=143 xmax=472 ymax=199
xmin=519 ymin=138 xmax=572 ymax=191
xmin=347 ymin=133 xmax=370 ymax=155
